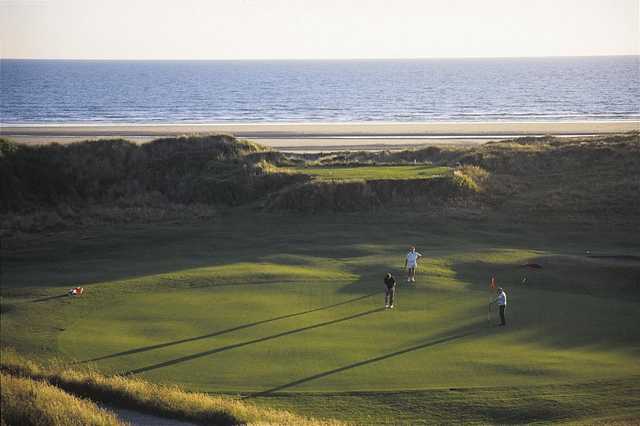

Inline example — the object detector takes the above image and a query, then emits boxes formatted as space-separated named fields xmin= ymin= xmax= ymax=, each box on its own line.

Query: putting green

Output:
xmin=58 ymin=279 xmax=638 ymax=393
xmin=288 ymin=165 xmax=451 ymax=181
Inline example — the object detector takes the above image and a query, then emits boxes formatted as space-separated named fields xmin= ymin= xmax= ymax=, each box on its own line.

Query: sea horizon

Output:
xmin=2 ymin=56 xmax=639 ymax=125
xmin=2 ymin=54 xmax=638 ymax=61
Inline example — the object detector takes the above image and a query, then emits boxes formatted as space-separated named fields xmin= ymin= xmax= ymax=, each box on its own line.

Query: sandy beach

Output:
xmin=2 ymin=121 xmax=637 ymax=151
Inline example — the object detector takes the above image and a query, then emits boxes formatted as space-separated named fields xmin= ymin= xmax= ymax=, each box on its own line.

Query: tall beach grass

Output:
xmin=0 ymin=349 xmax=344 ymax=426
xmin=1 ymin=372 xmax=125 ymax=426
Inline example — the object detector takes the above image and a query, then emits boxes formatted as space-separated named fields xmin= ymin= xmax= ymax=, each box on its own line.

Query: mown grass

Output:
xmin=1 ymin=371 xmax=125 ymax=426
xmin=287 ymin=165 xmax=451 ymax=181
xmin=2 ymin=213 xmax=639 ymax=424
xmin=0 ymin=349 xmax=344 ymax=426
xmin=253 ymin=378 xmax=640 ymax=425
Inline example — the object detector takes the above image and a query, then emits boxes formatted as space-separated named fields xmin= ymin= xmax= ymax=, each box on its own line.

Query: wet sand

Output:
xmin=2 ymin=121 xmax=637 ymax=151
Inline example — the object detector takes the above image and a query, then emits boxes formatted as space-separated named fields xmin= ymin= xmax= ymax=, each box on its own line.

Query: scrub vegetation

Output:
xmin=1 ymin=371 xmax=125 ymax=426
xmin=2 ymin=132 xmax=638 ymax=233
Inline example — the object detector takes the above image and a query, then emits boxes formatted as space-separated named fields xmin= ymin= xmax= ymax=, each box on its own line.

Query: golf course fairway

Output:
xmin=2 ymin=213 xmax=639 ymax=424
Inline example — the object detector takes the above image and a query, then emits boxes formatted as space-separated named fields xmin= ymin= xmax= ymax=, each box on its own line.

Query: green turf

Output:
xmin=252 ymin=378 xmax=640 ymax=425
xmin=2 ymin=214 xmax=639 ymax=424
xmin=289 ymin=165 xmax=451 ymax=181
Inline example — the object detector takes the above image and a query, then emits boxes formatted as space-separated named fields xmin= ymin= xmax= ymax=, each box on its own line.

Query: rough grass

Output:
xmin=0 ymin=135 xmax=301 ymax=219
xmin=0 ymin=350 xmax=343 ymax=426
xmin=265 ymin=171 xmax=479 ymax=212
xmin=1 ymin=371 xmax=125 ymax=426
xmin=285 ymin=133 xmax=640 ymax=223
xmin=2 ymin=133 xmax=638 ymax=235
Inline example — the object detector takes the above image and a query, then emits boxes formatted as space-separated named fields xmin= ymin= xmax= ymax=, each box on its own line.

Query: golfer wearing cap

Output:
xmin=493 ymin=287 xmax=507 ymax=326
xmin=404 ymin=246 xmax=422 ymax=283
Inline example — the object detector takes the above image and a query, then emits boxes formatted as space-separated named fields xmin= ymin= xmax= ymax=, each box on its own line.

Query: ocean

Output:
xmin=1 ymin=56 xmax=638 ymax=124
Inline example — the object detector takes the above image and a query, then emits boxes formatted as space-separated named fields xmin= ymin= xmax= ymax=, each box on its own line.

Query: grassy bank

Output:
xmin=1 ymin=371 xmax=125 ymax=426
xmin=0 ymin=135 xmax=302 ymax=231
xmin=2 ymin=132 xmax=638 ymax=234
xmin=0 ymin=350 xmax=343 ymax=426
xmin=304 ymin=133 xmax=640 ymax=223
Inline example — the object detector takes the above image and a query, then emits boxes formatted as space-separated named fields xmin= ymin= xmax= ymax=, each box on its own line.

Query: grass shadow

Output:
xmin=451 ymin=257 xmax=640 ymax=352
xmin=82 ymin=292 xmax=379 ymax=363
xmin=123 ymin=307 xmax=384 ymax=376
xmin=2 ymin=218 xmax=380 ymax=290
xmin=451 ymin=254 xmax=640 ymax=300
xmin=30 ymin=294 xmax=69 ymax=303
xmin=249 ymin=329 xmax=478 ymax=397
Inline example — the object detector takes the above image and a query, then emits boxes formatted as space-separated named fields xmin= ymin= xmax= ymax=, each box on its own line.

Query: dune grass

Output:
xmin=2 ymin=133 xmax=637 ymax=234
xmin=1 ymin=371 xmax=125 ymax=426
xmin=288 ymin=165 xmax=451 ymax=181
xmin=0 ymin=350 xmax=343 ymax=426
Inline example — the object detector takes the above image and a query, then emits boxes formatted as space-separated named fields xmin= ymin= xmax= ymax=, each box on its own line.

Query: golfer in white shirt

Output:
xmin=404 ymin=246 xmax=422 ymax=283
xmin=493 ymin=287 xmax=507 ymax=326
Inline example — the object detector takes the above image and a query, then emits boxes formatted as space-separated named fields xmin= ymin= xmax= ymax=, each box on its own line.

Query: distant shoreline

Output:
xmin=2 ymin=120 xmax=638 ymax=152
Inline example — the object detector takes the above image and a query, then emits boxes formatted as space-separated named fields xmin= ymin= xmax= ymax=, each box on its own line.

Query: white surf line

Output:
xmin=2 ymin=119 xmax=639 ymax=127
xmin=260 ymin=134 xmax=600 ymax=140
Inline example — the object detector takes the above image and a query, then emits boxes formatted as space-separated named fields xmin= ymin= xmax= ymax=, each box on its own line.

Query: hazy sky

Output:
xmin=1 ymin=0 xmax=638 ymax=59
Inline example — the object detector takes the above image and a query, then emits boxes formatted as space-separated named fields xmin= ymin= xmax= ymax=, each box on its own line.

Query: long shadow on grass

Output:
xmin=249 ymin=329 xmax=477 ymax=397
xmin=30 ymin=294 xmax=68 ymax=303
xmin=82 ymin=292 xmax=379 ymax=364
xmin=123 ymin=307 xmax=384 ymax=376
xmin=452 ymin=257 xmax=640 ymax=351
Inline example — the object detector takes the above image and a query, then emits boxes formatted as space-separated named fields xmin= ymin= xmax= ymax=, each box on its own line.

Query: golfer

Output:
xmin=404 ymin=246 xmax=422 ymax=282
xmin=384 ymin=272 xmax=396 ymax=308
xmin=493 ymin=287 xmax=507 ymax=326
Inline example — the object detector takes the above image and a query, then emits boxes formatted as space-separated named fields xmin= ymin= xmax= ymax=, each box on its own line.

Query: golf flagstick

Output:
xmin=488 ymin=275 xmax=496 ymax=324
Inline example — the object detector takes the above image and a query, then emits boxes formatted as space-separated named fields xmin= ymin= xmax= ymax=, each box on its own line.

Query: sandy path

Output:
xmin=100 ymin=404 xmax=197 ymax=426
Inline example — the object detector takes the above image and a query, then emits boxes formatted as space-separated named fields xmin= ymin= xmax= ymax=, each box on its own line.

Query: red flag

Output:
xmin=490 ymin=276 xmax=496 ymax=290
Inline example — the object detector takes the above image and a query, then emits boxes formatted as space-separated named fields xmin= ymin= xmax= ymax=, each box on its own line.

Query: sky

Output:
xmin=1 ymin=0 xmax=638 ymax=59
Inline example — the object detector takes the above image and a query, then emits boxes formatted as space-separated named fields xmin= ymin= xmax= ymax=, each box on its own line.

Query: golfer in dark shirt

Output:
xmin=384 ymin=272 xmax=396 ymax=309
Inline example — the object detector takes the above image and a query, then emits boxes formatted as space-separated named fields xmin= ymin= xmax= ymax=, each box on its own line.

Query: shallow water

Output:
xmin=2 ymin=57 xmax=638 ymax=124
